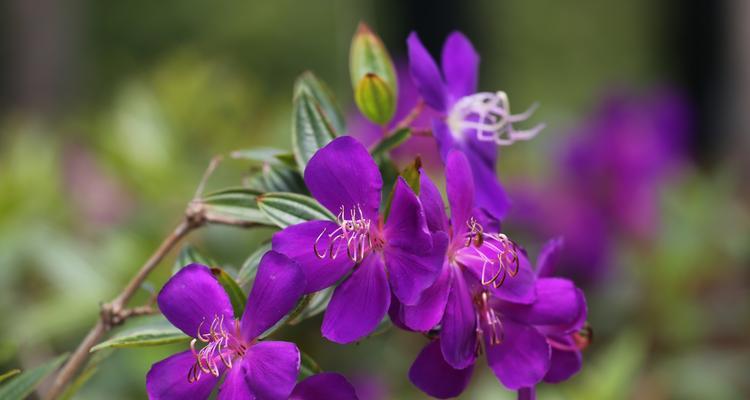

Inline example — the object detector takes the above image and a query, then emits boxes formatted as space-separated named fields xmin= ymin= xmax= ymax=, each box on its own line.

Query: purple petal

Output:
xmin=322 ymin=255 xmax=390 ymax=343
xmin=500 ymin=278 xmax=586 ymax=330
xmin=485 ymin=320 xmax=551 ymax=390
xmin=383 ymin=177 xmax=431 ymax=254
xmin=146 ymin=350 xmax=219 ymax=400
xmin=544 ymin=336 xmax=583 ymax=383
xmin=419 ymin=169 xmax=448 ymax=233
xmin=457 ymin=242 xmax=536 ymax=304
xmin=400 ymin=261 xmax=452 ymax=331
xmin=441 ymin=31 xmax=479 ymax=100
xmin=290 ymin=373 xmax=359 ymax=400
xmin=536 ymin=237 xmax=564 ymax=278
xmin=304 ymin=136 xmax=382 ymax=220
xmin=407 ymin=32 xmax=448 ymax=111
xmin=240 ymin=251 xmax=306 ymax=341
xmin=385 ymin=231 xmax=447 ymax=306
xmin=157 ymin=264 xmax=234 ymax=338
xmin=518 ymin=387 xmax=537 ymax=400
xmin=445 ymin=150 xmax=475 ymax=239
xmin=244 ymin=341 xmax=300 ymax=400
xmin=433 ymin=119 xmax=457 ymax=162
xmin=272 ymin=220 xmax=355 ymax=293
xmin=217 ymin=362 xmax=253 ymax=400
xmin=463 ymin=145 xmax=510 ymax=221
xmin=440 ymin=269 xmax=477 ymax=369
xmin=409 ymin=340 xmax=474 ymax=399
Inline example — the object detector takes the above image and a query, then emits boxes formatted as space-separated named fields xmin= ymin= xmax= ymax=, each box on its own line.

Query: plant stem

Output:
xmin=44 ymin=219 xmax=194 ymax=400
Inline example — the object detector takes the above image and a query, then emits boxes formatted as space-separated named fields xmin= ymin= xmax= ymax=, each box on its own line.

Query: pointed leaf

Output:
xmin=246 ymin=163 xmax=307 ymax=194
xmin=383 ymin=156 xmax=422 ymax=220
xmin=90 ymin=317 xmax=189 ymax=352
xmin=292 ymin=80 xmax=337 ymax=172
xmin=257 ymin=192 xmax=335 ymax=229
xmin=295 ymin=71 xmax=346 ymax=135
xmin=287 ymin=286 xmax=335 ymax=325
xmin=59 ymin=349 xmax=113 ymax=400
xmin=210 ymin=267 xmax=247 ymax=318
xmin=0 ymin=353 xmax=68 ymax=400
xmin=200 ymin=187 xmax=272 ymax=226
xmin=0 ymin=370 xmax=20 ymax=384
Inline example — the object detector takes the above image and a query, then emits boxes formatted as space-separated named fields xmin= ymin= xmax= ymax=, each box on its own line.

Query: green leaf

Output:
xmin=354 ymin=74 xmax=396 ymax=125
xmin=200 ymin=187 xmax=272 ymax=226
xmin=0 ymin=353 xmax=68 ymax=400
xmin=287 ymin=286 xmax=334 ymax=325
xmin=292 ymin=79 xmax=336 ymax=172
xmin=237 ymin=242 xmax=272 ymax=290
xmin=230 ymin=147 xmax=288 ymax=163
xmin=295 ymin=71 xmax=346 ymax=135
xmin=370 ymin=128 xmax=411 ymax=158
xmin=349 ymin=22 xmax=397 ymax=121
xmin=90 ymin=318 xmax=189 ymax=352
xmin=298 ymin=350 xmax=322 ymax=380
xmin=246 ymin=163 xmax=307 ymax=194
xmin=211 ymin=267 xmax=247 ymax=318
xmin=172 ymin=244 xmax=216 ymax=274
xmin=257 ymin=192 xmax=335 ymax=229
xmin=0 ymin=370 xmax=20 ymax=384
xmin=383 ymin=156 xmax=422 ymax=220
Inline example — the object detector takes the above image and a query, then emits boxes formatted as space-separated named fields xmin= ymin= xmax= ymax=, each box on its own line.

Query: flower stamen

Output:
xmin=313 ymin=205 xmax=373 ymax=262
xmin=448 ymin=91 xmax=545 ymax=146
xmin=463 ymin=219 xmax=520 ymax=288
xmin=187 ymin=315 xmax=243 ymax=383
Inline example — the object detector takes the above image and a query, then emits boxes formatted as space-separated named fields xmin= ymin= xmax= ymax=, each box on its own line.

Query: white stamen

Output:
xmin=447 ymin=91 xmax=545 ymax=146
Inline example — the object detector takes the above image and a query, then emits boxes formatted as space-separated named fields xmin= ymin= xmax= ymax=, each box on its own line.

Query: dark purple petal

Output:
xmin=518 ymin=387 xmax=537 ymax=400
xmin=407 ymin=32 xmax=448 ymax=111
xmin=146 ymin=350 xmax=219 ymax=400
xmin=244 ymin=341 xmax=300 ymax=400
xmin=419 ymin=169 xmax=448 ymax=233
xmin=544 ymin=336 xmax=583 ymax=383
xmin=485 ymin=320 xmax=551 ymax=390
xmin=304 ymin=136 xmax=382 ymax=219
xmin=387 ymin=294 xmax=411 ymax=332
xmin=440 ymin=269 xmax=477 ymax=369
xmin=409 ymin=340 xmax=474 ymax=399
xmin=383 ymin=177 xmax=431 ymax=254
xmin=157 ymin=264 xmax=234 ymax=338
xmin=500 ymin=278 xmax=586 ymax=330
xmin=290 ymin=373 xmax=359 ymax=400
xmin=445 ymin=150 xmax=475 ymax=239
xmin=240 ymin=251 xmax=306 ymax=341
xmin=272 ymin=220 xmax=355 ymax=293
xmin=400 ymin=261 xmax=452 ymax=331
xmin=441 ymin=31 xmax=479 ymax=100
xmin=536 ymin=237 xmax=564 ymax=278
xmin=217 ymin=362 xmax=253 ymax=400
xmin=385 ymin=232 xmax=447 ymax=306
xmin=322 ymin=255 xmax=390 ymax=343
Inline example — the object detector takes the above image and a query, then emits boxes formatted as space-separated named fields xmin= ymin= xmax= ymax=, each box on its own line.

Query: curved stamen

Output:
xmin=463 ymin=219 xmax=520 ymax=289
xmin=187 ymin=314 xmax=242 ymax=383
xmin=448 ymin=91 xmax=544 ymax=146
xmin=312 ymin=204 xmax=373 ymax=263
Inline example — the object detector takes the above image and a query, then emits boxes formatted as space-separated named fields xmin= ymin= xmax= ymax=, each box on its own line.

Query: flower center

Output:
xmin=187 ymin=314 xmax=247 ymax=383
xmin=447 ymin=91 xmax=544 ymax=146
xmin=473 ymin=291 xmax=504 ymax=356
xmin=314 ymin=205 xmax=376 ymax=263
xmin=459 ymin=218 xmax=520 ymax=289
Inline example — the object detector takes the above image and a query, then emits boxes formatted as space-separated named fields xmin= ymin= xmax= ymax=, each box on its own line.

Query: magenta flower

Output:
xmin=146 ymin=252 xmax=305 ymax=400
xmin=272 ymin=136 xmax=446 ymax=344
xmin=406 ymin=31 xmax=544 ymax=220
xmin=290 ymin=373 xmax=359 ymax=400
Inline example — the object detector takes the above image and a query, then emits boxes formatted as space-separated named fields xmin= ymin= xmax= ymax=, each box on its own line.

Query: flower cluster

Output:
xmin=146 ymin=28 xmax=588 ymax=399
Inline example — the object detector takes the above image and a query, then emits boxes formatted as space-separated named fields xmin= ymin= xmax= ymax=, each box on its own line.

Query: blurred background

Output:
xmin=1 ymin=0 xmax=748 ymax=399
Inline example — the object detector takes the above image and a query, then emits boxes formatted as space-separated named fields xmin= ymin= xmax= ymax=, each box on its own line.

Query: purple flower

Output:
xmin=272 ymin=136 xmax=446 ymax=344
xmin=146 ymin=252 xmax=305 ymax=400
xmin=290 ymin=373 xmax=359 ymax=400
xmin=406 ymin=31 xmax=544 ymax=220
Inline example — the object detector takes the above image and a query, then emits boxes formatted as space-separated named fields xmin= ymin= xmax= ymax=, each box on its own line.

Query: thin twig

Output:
xmin=393 ymin=98 xmax=425 ymax=131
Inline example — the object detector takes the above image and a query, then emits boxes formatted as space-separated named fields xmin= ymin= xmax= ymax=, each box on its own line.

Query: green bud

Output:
xmin=354 ymin=73 xmax=396 ymax=125
xmin=350 ymin=22 xmax=397 ymax=124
